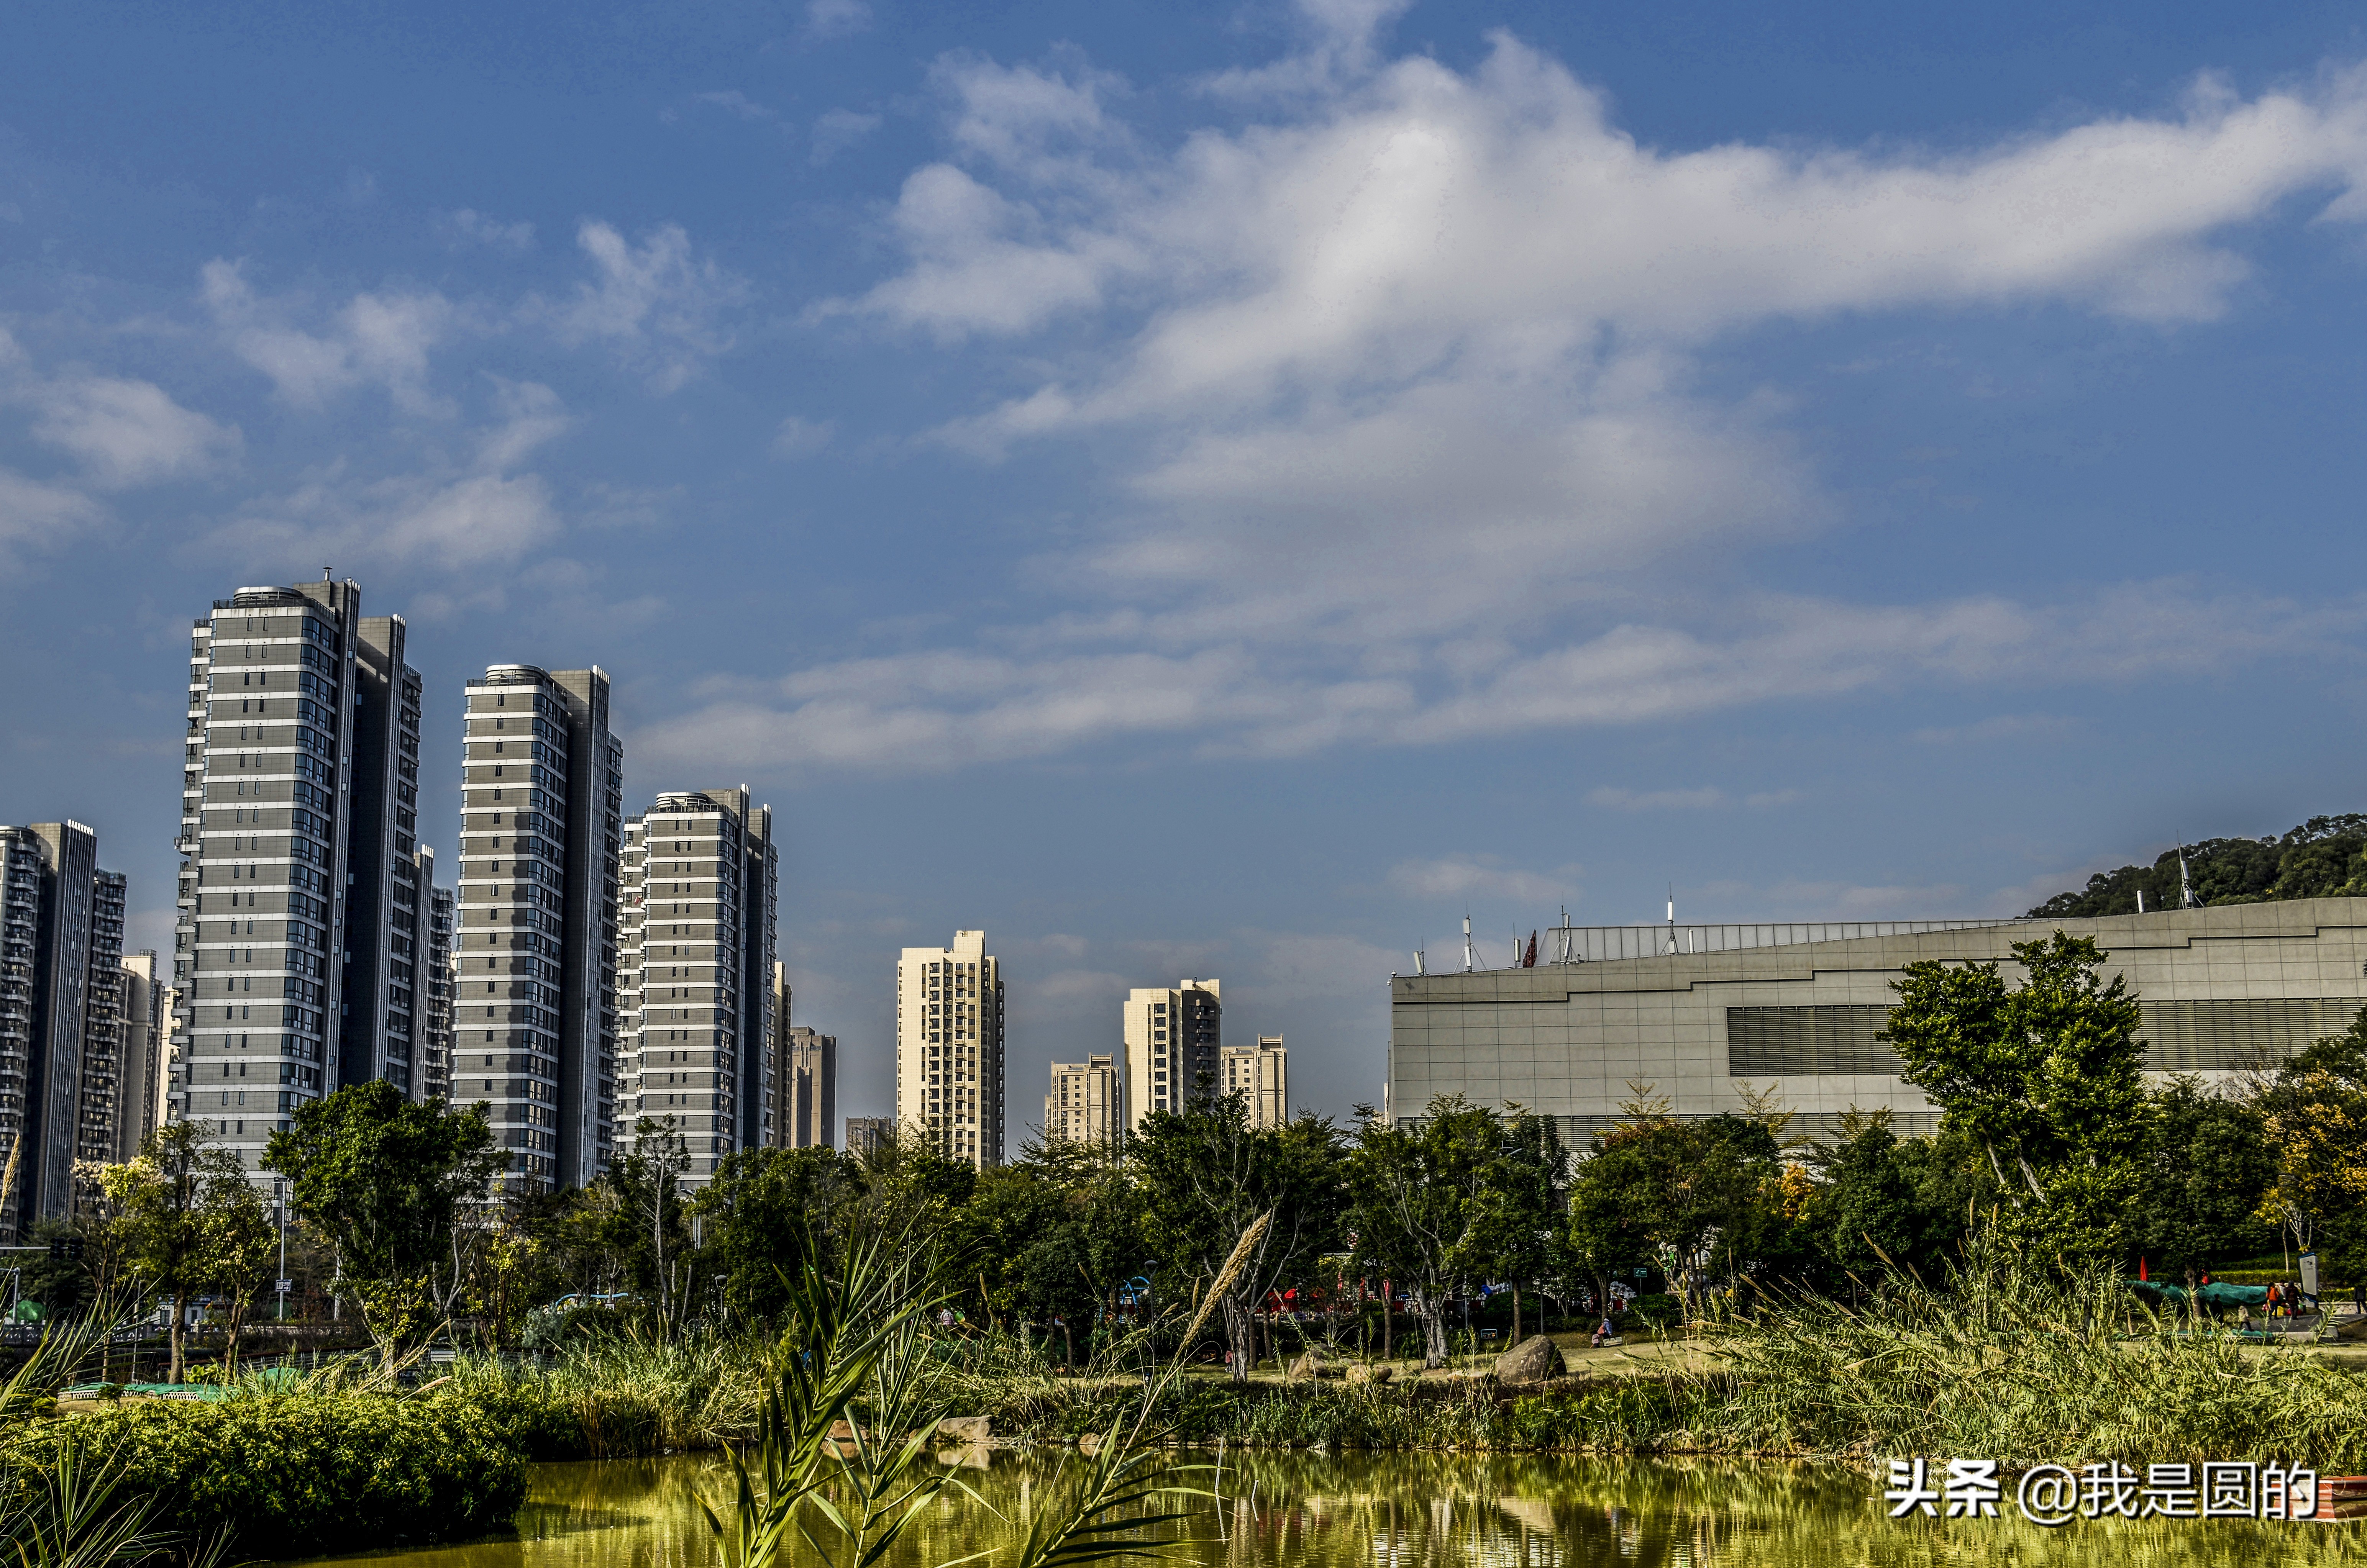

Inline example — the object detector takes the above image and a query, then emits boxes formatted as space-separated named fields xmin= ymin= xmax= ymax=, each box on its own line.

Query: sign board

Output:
xmin=2301 ymin=1252 xmax=2320 ymax=1301
xmin=275 ymin=1279 xmax=292 ymax=1294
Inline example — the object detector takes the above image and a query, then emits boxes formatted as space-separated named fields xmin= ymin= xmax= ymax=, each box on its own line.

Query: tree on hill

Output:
xmin=2027 ymin=814 xmax=2367 ymax=918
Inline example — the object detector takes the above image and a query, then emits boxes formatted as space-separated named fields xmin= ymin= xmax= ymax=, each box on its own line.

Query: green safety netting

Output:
xmin=2129 ymin=1280 xmax=2271 ymax=1307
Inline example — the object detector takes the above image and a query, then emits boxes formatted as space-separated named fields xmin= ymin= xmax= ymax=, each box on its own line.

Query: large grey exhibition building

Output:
xmin=1386 ymin=900 xmax=2367 ymax=1145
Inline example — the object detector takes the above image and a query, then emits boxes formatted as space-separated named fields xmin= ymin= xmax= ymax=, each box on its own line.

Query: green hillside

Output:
xmin=2027 ymin=814 xmax=2367 ymax=918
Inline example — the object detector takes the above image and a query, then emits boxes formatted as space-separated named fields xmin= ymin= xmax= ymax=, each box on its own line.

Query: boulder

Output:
xmin=1345 ymin=1362 xmax=1394 ymax=1386
xmin=1286 ymin=1352 xmax=1322 ymax=1384
xmin=1493 ymin=1333 xmax=1566 ymax=1386
xmin=937 ymin=1416 xmax=993 ymax=1443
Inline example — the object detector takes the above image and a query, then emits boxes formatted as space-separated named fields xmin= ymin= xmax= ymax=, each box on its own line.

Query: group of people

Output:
xmin=2263 ymin=1280 xmax=2313 ymax=1318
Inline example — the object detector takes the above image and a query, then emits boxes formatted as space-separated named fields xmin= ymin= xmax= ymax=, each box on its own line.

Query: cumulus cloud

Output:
xmin=201 ymin=260 xmax=459 ymax=415
xmin=772 ymin=415 xmax=836 ymax=457
xmin=553 ymin=222 xmax=751 ymax=392
xmin=0 ymin=468 xmax=105 ymax=570
xmin=653 ymin=13 xmax=2367 ymax=776
xmin=1385 ymin=856 xmax=1580 ymax=903
xmin=438 ymin=208 xmax=536 ymax=251
xmin=207 ymin=383 xmax=569 ymax=574
xmin=29 ymin=375 xmax=241 ymax=487
xmin=810 ymin=108 xmax=883 ymax=166
xmin=806 ymin=0 xmax=871 ymax=38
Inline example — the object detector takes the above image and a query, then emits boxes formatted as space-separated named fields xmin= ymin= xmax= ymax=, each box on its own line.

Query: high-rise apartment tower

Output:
xmin=0 ymin=823 xmax=125 ymax=1236
xmin=1044 ymin=1053 xmax=1122 ymax=1147
xmin=1122 ymin=978 xmax=1221 ymax=1130
xmin=895 ymin=930 xmax=1004 ymax=1168
xmin=453 ymin=665 xmax=623 ymax=1189
xmin=421 ymin=885 xmax=455 ymax=1099
xmin=174 ymin=580 xmax=427 ymax=1166
xmin=786 ymin=1024 xmax=836 ymax=1149
xmin=1221 ymin=1033 xmax=1288 ymax=1128
xmin=615 ymin=788 xmax=778 ymax=1183
xmin=116 ymin=951 xmax=167 ymax=1160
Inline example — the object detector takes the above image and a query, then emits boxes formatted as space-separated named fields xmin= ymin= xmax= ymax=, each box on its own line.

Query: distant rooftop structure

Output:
xmin=1534 ymin=917 xmax=2029 ymax=967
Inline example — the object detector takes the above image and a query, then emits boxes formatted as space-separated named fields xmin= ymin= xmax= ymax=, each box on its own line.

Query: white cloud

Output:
xmin=772 ymin=415 xmax=836 ymax=457
xmin=1911 ymin=713 xmax=2083 ymax=745
xmin=0 ymin=468 xmax=104 ymax=569
xmin=656 ymin=21 xmax=2367 ymax=776
xmin=207 ymin=386 xmax=569 ymax=574
xmin=810 ymin=108 xmax=883 ymax=166
xmin=439 ymin=208 xmax=536 ymax=251
xmin=1588 ymin=786 xmax=1727 ymax=812
xmin=1385 ymin=855 xmax=1580 ymax=903
xmin=806 ymin=0 xmax=871 ymax=38
xmin=553 ymin=222 xmax=751 ymax=392
xmin=697 ymin=90 xmax=778 ymax=123
xmin=201 ymin=260 xmax=458 ymax=415
xmin=27 ymin=375 xmax=240 ymax=488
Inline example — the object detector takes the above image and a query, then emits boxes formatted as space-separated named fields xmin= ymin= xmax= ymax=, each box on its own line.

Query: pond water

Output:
xmin=282 ymin=1449 xmax=2367 ymax=1568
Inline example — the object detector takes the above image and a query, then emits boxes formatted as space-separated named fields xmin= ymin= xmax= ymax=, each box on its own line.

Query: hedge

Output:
xmin=14 ymin=1389 xmax=527 ymax=1555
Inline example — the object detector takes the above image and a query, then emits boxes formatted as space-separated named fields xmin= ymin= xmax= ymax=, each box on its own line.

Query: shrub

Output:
xmin=11 ymin=1388 xmax=526 ymax=1554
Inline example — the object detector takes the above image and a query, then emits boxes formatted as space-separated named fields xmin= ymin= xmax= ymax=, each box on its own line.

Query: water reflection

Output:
xmin=277 ymin=1448 xmax=2367 ymax=1568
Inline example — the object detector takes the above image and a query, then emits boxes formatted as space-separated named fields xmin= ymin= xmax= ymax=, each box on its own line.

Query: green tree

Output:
xmin=1133 ymin=1095 xmax=1344 ymax=1381
xmin=1881 ymin=931 xmax=2150 ymax=1261
xmin=203 ymin=1163 xmax=278 ymax=1373
xmin=2249 ymin=1023 xmax=2367 ymax=1259
xmin=102 ymin=1123 xmax=222 ymax=1381
xmin=602 ymin=1116 xmax=693 ymax=1337
xmin=1343 ymin=1094 xmax=1517 ymax=1368
xmin=262 ymin=1080 xmax=502 ymax=1347
xmin=2131 ymin=1077 xmax=2276 ymax=1273
xmin=689 ymin=1144 xmax=863 ymax=1325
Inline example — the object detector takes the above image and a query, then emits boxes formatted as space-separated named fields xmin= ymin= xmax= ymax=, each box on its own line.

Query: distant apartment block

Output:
xmin=1044 ymin=1053 xmax=1122 ymax=1147
xmin=0 ymin=823 xmax=124 ymax=1237
xmin=896 ymin=930 xmax=1004 ymax=1168
xmin=174 ymin=580 xmax=428 ymax=1167
xmin=1221 ymin=1033 xmax=1288 ymax=1127
xmin=786 ymin=1023 xmax=836 ymax=1150
xmin=453 ymin=664 xmax=623 ymax=1190
xmin=1123 ymin=978 xmax=1221 ymax=1129
xmin=420 ymin=885 xmax=455 ymax=1100
xmin=116 ymin=951 xmax=167 ymax=1160
xmin=845 ymin=1116 xmax=894 ymax=1158
xmin=615 ymin=788 xmax=777 ymax=1183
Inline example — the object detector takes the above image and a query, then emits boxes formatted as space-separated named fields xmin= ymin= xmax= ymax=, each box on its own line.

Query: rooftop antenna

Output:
xmin=322 ymin=565 xmax=333 ymax=580
xmin=1413 ymin=942 xmax=1427 ymax=977
xmin=2136 ymin=888 xmax=2146 ymax=914
xmin=1462 ymin=914 xmax=1478 ymax=973
xmin=2178 ymin=842 xmax=2197 ymax=909
xmin=1666 ymin=885 xmax=1678 ymax=955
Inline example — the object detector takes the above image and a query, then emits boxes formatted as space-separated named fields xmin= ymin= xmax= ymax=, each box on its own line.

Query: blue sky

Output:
xmin=7 ymin=0 xmax=2367 ymax=1136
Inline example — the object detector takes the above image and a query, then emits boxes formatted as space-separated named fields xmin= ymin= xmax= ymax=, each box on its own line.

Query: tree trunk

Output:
xmin=1510 ymin=1283 xmax=1522 ymax=1348
xmin=1381 ymin=1283 xmax=1391 ymax=1361
xmin=1408 ymin=1286 xmax=1448 ymax=1368
xmin=1220 ymin=1293 xmax=1253 ymax=1384
xmin=169 ymin=1291 xmax=187 ymax=1383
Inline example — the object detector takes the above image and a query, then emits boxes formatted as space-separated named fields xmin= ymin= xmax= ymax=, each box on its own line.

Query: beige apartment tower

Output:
xmin=1122 ymin=978 xmax=1221 ymax=1130
xmin=1221 ymin=1033 xmax=1288 ymax=1127
xmin=895 ymin=930 xmax=1004 ymax=1168
xmin=1044 ymin=1053 xmax=1122 ymax=1146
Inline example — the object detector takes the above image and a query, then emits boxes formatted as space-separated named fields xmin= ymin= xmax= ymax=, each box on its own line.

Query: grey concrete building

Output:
xmin=786 ymin=1023 xmax=836 ymax=1149
xmin=174 ymin=580 xmax=428 ymax=1166
xmin=615 ymin=788 xmax=778 ymax=1183
xmin=0 ymin=823 xmax=125 ymax=1236
xmin=454 ymin=665 xmax=624 ymax=1190
xmin=845 ymin=1116 xmax=893 ymax=1158
xmin=1388 ymin=903 xmax=2367 ymax=1145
